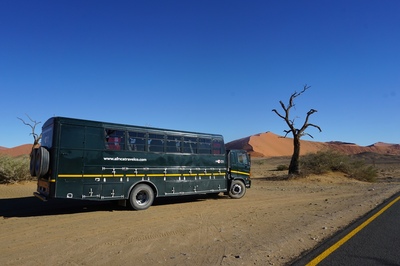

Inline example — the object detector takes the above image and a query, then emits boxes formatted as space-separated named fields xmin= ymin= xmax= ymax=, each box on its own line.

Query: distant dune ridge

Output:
xmin=1 ymin=132 xmax=399 ymax=157
xmin=226 ymin=132 xmax=400 ymax=157
xmin=0 ymin=144 xmax=33 ymax=157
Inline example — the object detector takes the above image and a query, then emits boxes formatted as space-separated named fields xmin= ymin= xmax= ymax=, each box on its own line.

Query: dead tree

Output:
xmin=272 ymin=85 xmax=321 ymax=175
xmin=17 ymin=115 xmax=42 ymax=152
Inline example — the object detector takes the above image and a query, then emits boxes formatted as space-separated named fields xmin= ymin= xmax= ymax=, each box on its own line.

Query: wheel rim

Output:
xmin=231 ymin=184 xmax=242 ymax=195
xmin=135 ymin=191 xmax=149 ymax=205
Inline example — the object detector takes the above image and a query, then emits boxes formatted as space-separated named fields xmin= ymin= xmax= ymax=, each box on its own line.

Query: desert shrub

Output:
xmin=0 ymin=154 xmax=32 ymax=184
xmin=300 ymin=150 xmax=377 ymax=182
xmin=300 ymin=150 xmax=349 ymax=175
xmin=346 ymin=160 xmax=377 ymax=182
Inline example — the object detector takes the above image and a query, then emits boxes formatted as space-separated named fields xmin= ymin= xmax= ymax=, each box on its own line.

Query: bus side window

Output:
xmin=148 ymin=133 xmax=165 ymax=152
xmin=198 ymin=138 xmax=211 ymax=154
xmin=166 ymin=135 xmax=181 ymax=153
xmin=105 ymin=129 xmax=125 ymax=150
xmin=183 ymin=137 xmax=197 ymax=153
xmin=128 ymin=131 xmax=146 ymax=151
xmin=212 ymin=138 xmax=224 ymax=154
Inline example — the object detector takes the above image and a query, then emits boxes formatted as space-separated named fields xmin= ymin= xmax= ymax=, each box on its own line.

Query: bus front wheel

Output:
xmin=228 ymin=180 xmax=246 ymax=199
xmin=129 ymin=184 xmax=154 ymax=210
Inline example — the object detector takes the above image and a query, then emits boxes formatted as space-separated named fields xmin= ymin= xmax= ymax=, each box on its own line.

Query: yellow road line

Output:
xmin=307 ymin=195 xmax=400 ymax=265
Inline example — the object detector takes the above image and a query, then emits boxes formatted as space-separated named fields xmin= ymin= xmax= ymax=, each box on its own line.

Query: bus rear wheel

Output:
xmin=228 ymin=180 xmax=246 ymax=199
xmin=129 ymin=184 xmax=154 ymax=210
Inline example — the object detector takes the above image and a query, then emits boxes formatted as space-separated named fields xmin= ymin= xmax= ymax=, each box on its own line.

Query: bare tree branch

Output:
xmin=303 ymin=133 xmax=315 ymax=139
xmin=272 ymin=109 xmax=285 ymax=120
xmin=288 ymin=85 xmax=309 ymax=110
xmin=279 ymin=100 xmax=287 ymax=112
xmin=282 ymin=129 xmax=293 ymax=138
xmin=307 ymin=123 xmax=322 ymax=132
xmin=17 ymin=114 xmax=42 ymax=149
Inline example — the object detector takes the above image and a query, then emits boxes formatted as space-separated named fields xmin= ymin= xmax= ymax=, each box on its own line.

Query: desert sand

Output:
xmin=226 ymin=132 xmax=400 ymax=157
xmin=1 ymin=156 xmax=400 ymax=266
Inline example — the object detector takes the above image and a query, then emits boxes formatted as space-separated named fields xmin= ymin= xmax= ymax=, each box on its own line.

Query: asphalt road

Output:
xmin=292 ymin=192 xmax=400 ymax=266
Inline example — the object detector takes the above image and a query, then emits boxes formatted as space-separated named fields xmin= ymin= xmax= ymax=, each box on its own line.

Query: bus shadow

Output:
xmin=153 ymin=193 xmax=227 ymax=207
xmin=0 ymin=197 xmax=123 ymax=218
xmin=0 ymin=194 xmax=227 ymax=218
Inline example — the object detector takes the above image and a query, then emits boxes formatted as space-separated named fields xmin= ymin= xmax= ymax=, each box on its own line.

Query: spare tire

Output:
xmin=35 ymin=147 xmax=50 ymax=177
xmin=30 ymin=148 xmax=38 ymax=177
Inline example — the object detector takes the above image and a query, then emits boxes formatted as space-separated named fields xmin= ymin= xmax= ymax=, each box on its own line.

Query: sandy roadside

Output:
xmin=1 ymin=173 xmax=400 ymax=266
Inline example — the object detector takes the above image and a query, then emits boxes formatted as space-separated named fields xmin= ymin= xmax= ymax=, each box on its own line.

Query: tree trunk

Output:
xmin=289 ymin=136 xmax=301 ymax=175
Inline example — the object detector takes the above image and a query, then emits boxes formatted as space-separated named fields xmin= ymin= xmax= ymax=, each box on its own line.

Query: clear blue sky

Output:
xmin=1 ymin=0 xmax=399 ymax=148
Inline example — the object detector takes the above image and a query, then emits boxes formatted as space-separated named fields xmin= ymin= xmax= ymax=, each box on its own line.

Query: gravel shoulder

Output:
xmin=1 ymin=158 xmax=400 ymax=265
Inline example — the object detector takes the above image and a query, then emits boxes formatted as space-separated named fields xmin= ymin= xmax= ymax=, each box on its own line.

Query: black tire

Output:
xmin=35 ymin=147 xmax=50 ymax=178
xmin=129 ymin=184 xmax=154 ymax=210
xmin=228 ymin=180 xmax=246 ymax=199
xmin=30 ymin=148 xmax=38 ymax=177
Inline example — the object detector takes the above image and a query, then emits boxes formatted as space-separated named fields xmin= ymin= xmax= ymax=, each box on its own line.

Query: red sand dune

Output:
xmin=227 ymin=132 xmax=400 ymax=157
xmin=0 ymin=144 xmax=33 ymax=157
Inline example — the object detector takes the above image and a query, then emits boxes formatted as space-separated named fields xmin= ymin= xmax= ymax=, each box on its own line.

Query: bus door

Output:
xmin=228 ymin=150 xmax=251 ymax=183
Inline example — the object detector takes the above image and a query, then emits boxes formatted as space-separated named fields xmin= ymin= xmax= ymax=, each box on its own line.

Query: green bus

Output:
xmin=32 ymin=117 xmax=251 ymax=210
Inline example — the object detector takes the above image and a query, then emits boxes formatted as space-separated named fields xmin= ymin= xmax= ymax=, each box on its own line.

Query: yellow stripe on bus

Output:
xmin=58 ymin=174 xmax=83 ymax=178
xmin=58 ymin=174 xmax=191 ymax=178
xmin=125 ymin=174 xmax=146 ymax=177
xmin=57 ymin=172 xmax=228 ymax=178
xmin=58 ymin=174 xmax=124 ymax=178
xmin=231 ymin=170 xmax=250 ymax=176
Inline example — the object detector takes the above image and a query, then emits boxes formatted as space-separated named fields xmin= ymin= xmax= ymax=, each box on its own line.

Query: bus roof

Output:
xmin=43 ymin=116 xmax=224 ymax=139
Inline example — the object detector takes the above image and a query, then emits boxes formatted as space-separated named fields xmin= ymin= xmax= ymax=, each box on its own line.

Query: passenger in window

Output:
xmin=175 ymin=138 xmax=181 ymax=152
xmin=130 ymin=138 xmax=137 ymax=151
xmin=108 ymin=136 xmax=120 ymax=150
xmin=238 ymin=154 xmax=243 ymax=164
